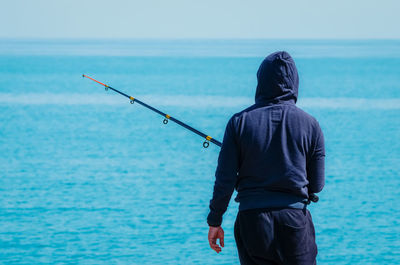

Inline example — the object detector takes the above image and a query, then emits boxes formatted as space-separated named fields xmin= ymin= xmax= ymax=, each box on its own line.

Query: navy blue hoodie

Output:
xmin=207 ymin=51 xmax=325 ymax=227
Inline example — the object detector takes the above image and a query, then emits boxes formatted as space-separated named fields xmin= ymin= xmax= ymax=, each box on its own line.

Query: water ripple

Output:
xmin=1 ymin=93 xmax=399 ymax=109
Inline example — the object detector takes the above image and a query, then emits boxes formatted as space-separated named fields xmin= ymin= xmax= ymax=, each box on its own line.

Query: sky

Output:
xmin=1 ymin=0 xmax=399 ymax=39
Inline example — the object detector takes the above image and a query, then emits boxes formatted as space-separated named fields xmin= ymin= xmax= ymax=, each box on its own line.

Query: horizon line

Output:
xmin=1 ymin=37 xmax=400 ymax=41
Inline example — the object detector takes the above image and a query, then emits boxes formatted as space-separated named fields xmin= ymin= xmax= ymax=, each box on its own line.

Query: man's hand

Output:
xmin=208 ymin=226 xmax=224 ymax=253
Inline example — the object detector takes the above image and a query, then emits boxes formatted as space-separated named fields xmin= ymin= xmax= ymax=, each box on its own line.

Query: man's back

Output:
xmin=232 ymin=101 xmax=325 ymax=210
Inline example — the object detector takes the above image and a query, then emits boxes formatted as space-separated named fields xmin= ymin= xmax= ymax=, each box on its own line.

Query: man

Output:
xmin=207 ymin=51 xmax=325 ymax=265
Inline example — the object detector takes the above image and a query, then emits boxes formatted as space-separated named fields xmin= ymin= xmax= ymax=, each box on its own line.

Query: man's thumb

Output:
xmin=219 ymin=228 xmax=224 ymax=247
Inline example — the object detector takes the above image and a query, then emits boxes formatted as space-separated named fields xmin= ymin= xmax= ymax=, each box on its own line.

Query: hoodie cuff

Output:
xmin=207 ymin=211 xmax=222 ymax=227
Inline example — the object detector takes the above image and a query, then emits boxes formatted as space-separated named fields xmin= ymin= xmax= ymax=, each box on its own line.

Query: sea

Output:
xmin=0 ymin=39 xmax=399 ymax=264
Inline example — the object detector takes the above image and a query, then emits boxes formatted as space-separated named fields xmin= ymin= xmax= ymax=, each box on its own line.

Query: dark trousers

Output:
xmin=234 ymin=208 xmax=317 ymax=265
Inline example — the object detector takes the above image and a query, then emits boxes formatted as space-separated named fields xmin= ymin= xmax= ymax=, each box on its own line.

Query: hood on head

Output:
xmin=255 ymin=51 xmax=299 ymax=104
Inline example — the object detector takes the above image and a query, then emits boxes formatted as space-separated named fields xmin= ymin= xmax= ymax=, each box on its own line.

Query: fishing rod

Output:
xmin=82 ymin=74 xmax=222 ymax=148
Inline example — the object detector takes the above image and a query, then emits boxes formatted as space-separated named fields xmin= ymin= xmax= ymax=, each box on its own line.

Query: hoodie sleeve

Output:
xmin=207 ymin=117 xmax=240 ymax=227
xmin=307 ymin=122 xmax=325 ymax=194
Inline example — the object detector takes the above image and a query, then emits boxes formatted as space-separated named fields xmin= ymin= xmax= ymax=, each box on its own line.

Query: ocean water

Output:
xmin=0 ymin=39 xmax=399 ymax=264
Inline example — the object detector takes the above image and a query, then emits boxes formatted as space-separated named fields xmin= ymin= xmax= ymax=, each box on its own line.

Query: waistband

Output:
xmin=236 ymin=190 xmax=307 ymax=212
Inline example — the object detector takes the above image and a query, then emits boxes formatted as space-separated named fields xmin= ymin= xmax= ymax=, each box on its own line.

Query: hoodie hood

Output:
xmin=255 ymin=51 xmax=299 ymax=104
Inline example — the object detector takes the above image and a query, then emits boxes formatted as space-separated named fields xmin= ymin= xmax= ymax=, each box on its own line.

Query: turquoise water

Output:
xmin=0 ymin=40 xmax=399 ymax=264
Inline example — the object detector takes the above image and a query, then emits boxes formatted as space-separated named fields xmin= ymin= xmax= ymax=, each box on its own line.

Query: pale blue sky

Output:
xmin=1 ymin=0 xmax=399 ymax=39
